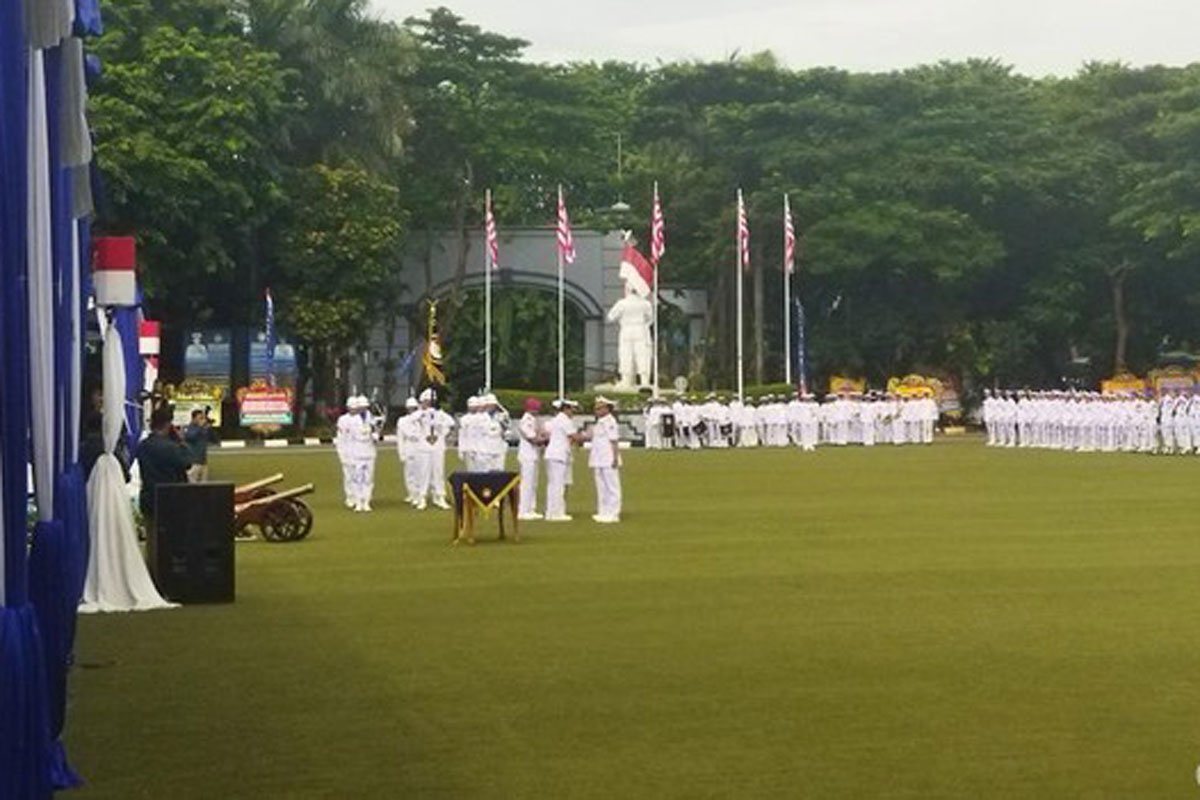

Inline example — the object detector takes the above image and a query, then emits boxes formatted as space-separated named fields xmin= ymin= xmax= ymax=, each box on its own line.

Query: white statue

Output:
xmin=607 ymin=284 xmax=654 ymax=389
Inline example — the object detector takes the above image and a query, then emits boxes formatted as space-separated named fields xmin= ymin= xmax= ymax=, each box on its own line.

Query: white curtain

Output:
xmin=70 ymin=224 xmax=81 ymax=464
xmin=27 ymin=48 xmax=54 ymax=520
xmin=79 ymin=324 xmax=174 ymax=613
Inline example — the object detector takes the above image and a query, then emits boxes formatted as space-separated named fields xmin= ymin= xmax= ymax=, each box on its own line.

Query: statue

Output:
xmin=607 ymin=284 xmax=654 ymax=389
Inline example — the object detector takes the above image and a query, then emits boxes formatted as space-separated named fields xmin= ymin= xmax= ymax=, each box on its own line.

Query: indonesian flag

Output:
xmin=619 ymin=242 xmax=655 ymax=298
xmin=485 ymin=189 xmax=499 ymax=271
xmin=556 ymin=185 xmax=576 ymax=265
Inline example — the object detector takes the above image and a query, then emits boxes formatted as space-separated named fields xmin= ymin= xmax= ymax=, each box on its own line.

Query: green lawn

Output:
xmin=65 ymin=439 xmax=1200 ymax=798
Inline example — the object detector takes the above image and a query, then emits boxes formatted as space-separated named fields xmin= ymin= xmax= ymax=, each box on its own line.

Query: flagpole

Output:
xmin=784 ymin=195 xmax=792 ymax=386
xmin=485 ymin=190 xmax=493 ymax=392
xmin=652 ymin=183 xmax=660 ymax=399
xmin=736 ymin=190 xmax=745 ymax=403
xmin=557 ymin=246 xmax=564 ymax=399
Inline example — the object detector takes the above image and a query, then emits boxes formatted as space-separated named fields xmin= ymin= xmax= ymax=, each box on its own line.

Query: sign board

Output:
xmin=184 ymin=329 xmax=232 ymax=390
xmin=167 ymin=381 xmax=224 ymax=427
xmin=238 ymin=383 xmax=294 ymax=428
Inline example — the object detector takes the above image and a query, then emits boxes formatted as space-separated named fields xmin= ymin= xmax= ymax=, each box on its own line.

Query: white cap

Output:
xmin=467 ymin=396 xmax=481 ymax=409
xmin=405 ymin=397 xmax=419 ymax=409
xmin=419 ymin=388 xmax=435 ymax=404
xmin=482 ymin=393 xmax=498 ymax=405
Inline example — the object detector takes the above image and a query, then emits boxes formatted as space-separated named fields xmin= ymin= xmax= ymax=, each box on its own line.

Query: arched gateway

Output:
xmin=358 ymin=228 xmax=707 ymax=404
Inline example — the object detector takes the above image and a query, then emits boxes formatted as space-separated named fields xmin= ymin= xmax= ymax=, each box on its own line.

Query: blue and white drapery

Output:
xmin=2 ymin=0 xmax=103 ymax=795
xmin=80 ymin=325 xmax=174 ymax=613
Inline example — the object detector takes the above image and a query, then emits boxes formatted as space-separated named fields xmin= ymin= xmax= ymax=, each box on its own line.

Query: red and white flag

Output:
xmin=619 ymin=243 xmax=655 ymax=298
xmin=784 ymin=194 xmax=796 ymax=275
xmin=737 ymin=189 xmax=750 ymax=271
xmin=556 ymin=185 xmax=576 ymax=265
xmin=650 ymin=182 xmax=665 ymax=265
xmin=485 ymin=189 xmax=499 ymax=271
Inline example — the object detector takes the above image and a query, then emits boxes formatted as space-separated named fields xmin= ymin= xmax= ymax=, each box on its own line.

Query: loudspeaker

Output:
xmin=149 ymin=482 xmax=235 ymax=603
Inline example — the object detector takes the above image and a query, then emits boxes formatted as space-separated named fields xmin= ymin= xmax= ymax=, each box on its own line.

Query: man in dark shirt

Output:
xmin=137 ymin=407 xmax=192 ymax=521
xmin=183 ymin=409 xmax=213 ymax=482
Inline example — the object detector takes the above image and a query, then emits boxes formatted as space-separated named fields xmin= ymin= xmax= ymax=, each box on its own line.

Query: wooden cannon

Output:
xmin=233 ymin=478 xmax=315 ymax=543
xmin=233 ymin=473 xmax=284 ymax=504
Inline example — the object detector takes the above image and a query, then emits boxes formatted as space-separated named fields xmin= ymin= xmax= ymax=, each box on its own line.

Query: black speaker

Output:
xmin=149 ymin=482 xmax=235 ymax=603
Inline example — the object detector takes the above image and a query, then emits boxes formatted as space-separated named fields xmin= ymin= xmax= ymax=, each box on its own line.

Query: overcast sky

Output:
xmin=372 ymin=1 xmax=1200 ymax=76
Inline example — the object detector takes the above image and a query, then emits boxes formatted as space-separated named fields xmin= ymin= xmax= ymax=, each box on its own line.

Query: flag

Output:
xmin=422 ymin=300 xmax=446 ymax=386
xmin=784 ymin=194 xmax=796 ymax=275
xmin=650 ymin=182 xmax=665 ymax=265
xmin=737 ymin=189 xmax=750 ymax=272
xmin=556 ymin=185 xmax=576 ymax=265
xmin=264 ymin=287 xmax=276 ymax=386
xmin=619 ymin=243 xmax=654 ymax=298
xmin=485 ymin=189 xmax=499 ymax=271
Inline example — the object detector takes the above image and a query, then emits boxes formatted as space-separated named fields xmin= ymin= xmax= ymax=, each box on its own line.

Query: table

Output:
xmin=447 ymin=471 xmax=520 ymax=545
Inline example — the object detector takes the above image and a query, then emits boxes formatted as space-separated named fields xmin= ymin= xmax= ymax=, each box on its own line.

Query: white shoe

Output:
xmin=545 ymin=514 xmax=572 ymax=522
xmin=518 ymin=512 xmax=543 ymax=521
xmin=345 ymin=499 xmax=355 ymax=509
xmin=592 ymin=515 xmax=619 ymax=524
xmin=432 ymin=498 xmax=450 ymax=510
xmin=361 ymin=502 xmax=372 ymax=512
xmin=415 ymin=500 xmax=427 ymax=511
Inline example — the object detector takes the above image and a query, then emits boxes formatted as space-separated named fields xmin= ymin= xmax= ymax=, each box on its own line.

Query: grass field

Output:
xmin=65 ymin=438 xmax=1200 ymax=798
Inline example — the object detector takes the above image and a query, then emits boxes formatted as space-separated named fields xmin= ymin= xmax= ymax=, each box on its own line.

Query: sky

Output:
xmin=373 ymin=0 xmax=1200 ymax=76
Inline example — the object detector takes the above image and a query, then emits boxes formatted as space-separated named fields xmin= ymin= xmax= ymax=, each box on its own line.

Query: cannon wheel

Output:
xmin=290 ymin=500 xmax=314 ymax=541
xmin=260 ymin=502 xmax=306 ymax=543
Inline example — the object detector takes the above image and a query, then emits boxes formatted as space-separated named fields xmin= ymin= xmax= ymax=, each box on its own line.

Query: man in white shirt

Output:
xmin=395 ymin=397 xmax=422 ymax=505
xmin=414 ymin=388 xmax=454 ymax=510
xmin=344 ymin=395 xmax=377 ymax=512
xmin=458 ymin=396 xmax=481 ymax=471
xmin=516 ymin=397 xmax=546 ymax=520
xmin=543 ymin=399 xmax=580 ymax=521
xmin=334 ymin=397 xmax=358 ymax=508
xmin=585 ymin=396 xmax=622 ymax=523
xmin=478 ymin=393 xmax=509 ymax=472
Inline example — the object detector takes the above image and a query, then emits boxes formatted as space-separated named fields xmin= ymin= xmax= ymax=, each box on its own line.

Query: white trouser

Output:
xmin=479 ymin=452 xmax=507 ymax=472
xmin=348 ymin=457 xmax=375 ymax=505
xmin=427 ymin=446 xmax=447 ymax=501
xmin=407 ymin=452 xmax=430 ymax=501
xmin=593 ymin=467 xmax=621 ymax=519
xmin=802 ymin=423 xmax=818 ymax=450
xmin=519 ymin=457 xmax=540 ymax=516
xmin=340 ymin=455 xmax=355 ymax=503
xmin=545 ymin=459 xmax=569 ymax=518
xmin=738 ymin=425 xmax=758 ymax=447
xmin=402 ymin=454 xmax=419 ymax=500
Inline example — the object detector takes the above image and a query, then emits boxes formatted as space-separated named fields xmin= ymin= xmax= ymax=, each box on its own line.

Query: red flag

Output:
xmin=619 ymin=243 xmax=654 ymax=297
xmin=485 ymin=189 xmax=499 ymax=271
xmin=556 ymin=185 xmax=576 ymax=265
xmin=737 ymin=189 xmax=750 ymax=272
xmin=784 ymin=194 xmax=796 ymax=275
xmin=650 ymin=182 xmax=665 ymax=265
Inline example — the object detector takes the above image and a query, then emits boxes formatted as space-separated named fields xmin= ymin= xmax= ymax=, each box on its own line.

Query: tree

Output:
xmin=276 ymin=164 xmax=406 ymax=415
xmin=91 ymin=0 xmax=291 ymax=325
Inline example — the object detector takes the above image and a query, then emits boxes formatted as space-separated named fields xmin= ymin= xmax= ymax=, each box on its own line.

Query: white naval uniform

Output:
xmin=344 ymin=412 xmax=377 ymax=510
xmin=335 ymin=412 xmax=357 ymax=506
xmin=517 ymin=412 xmax=544 ymax=517
xmin=589 ymin=414 xmax=622 ymax=521
xmin=478 ymin=412 xmax=509 ymax=472
xmin=395 ymin=413 xmax=423 ymax=503
xmin=544 ymin=411 xmax=577 ymax=520
xmin=414 ymin=407 xmax=454 ymax=505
